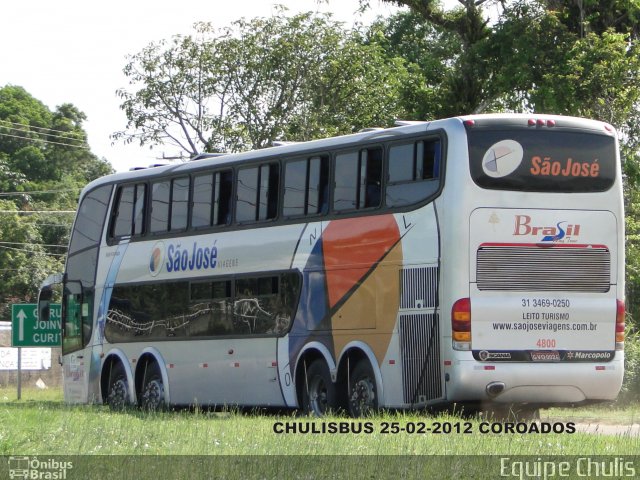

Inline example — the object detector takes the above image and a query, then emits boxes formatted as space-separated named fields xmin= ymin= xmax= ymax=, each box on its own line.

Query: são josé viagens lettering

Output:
xmin=166 ymin=241 xmax=217 ymax=273
xmin=530 ymin=156 xmax=599 ymax=177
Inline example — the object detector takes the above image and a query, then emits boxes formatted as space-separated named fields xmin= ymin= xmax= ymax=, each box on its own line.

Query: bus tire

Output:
xmin=140 ymin=362 xmax=165 ymax=411
xmin=107 ymin=362 xmax=130 ymax=410
xmin=348 ymin=360 xmax=378 ymax=417
xmin=302 ymin=359 xmax=336 ymax=416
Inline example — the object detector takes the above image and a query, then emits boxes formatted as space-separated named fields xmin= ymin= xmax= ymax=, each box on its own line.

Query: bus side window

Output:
xmin=234 ymin=276 xmax=279 ymax=334
xmin=258 ymin=164 xmax=279 ymax=221
xmin=334 ymin=151 xmax=358 ymax=211
xmin=362 ymin=148 xmax=382 ymax=209
xmin=150 ymin=180 xmax=170 ymax=233
xmin=237 ymin=167 xmax=259 ymax=223
xmin=236 ymin=163 xmax=279 ymax=223
xmin=283 ymin=156 xmax=329 ymax=217
xmin=192 ymin=173 xmax=213 ymax=228
xmin=334 ymin=148 xmax=382 ymax=212
xmin=132 ymin=184 xmax=146 ymax=236
xmin=386 ymin=138 xmax=442 ymax=207
xmin=418 ymin=140 xmax=440 ymax=180
xmin=110 ymin=183 xmax=146 ymax=239
xmin=310 ymin=156 xmax=330 ymax=215
xmin=112 ymin=186 xmax=134 ymax=237
xmin=283 ymin=159 xmax=307 ymax=217
xmin=170 ymin=176 xmax=190 ymax=231
xmin=192 ymin=170 xmax=233 ymax=228
xmin=214 ymin=170 xmax=233 ymax=226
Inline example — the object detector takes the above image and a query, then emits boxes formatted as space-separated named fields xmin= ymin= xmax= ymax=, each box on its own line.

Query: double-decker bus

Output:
xmin=38 ymin=114 xmax=625 ymax=416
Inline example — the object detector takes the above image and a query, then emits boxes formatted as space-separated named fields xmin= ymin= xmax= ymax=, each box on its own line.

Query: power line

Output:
xmin=0 ymin=123 xmax=85 ymax=147
xmin=0 ymin=119 xmax=88 ymax=149
xmin=0 ymin=120 xmax=87 ymax=146
xmin=0 ymin=188 xmax=81 ymax=197
xmin=0 ymin=118 xmax=85 ymax=141
xmin=0 ymin=268 xmax=46 ymax=271
xmin=0 ymin=210 xmax=75 ymax=214
xmin=33 ymin=223 xmax=73 ymax=228
xmin=0 ymin=241 xmax=68 ymax=249
xmin=0 ymin=131 xmax=89 ymax=150
xmin=0 ymin=244 xmax=66 ymax=257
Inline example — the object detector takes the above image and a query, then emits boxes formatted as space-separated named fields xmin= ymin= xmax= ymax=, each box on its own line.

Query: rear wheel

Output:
xmin=107 ymin=363 xmax=130 ymax=410
xmin=348 ymin=360 xmax=378 ymax=417
xmin=302 ymin=360 xmax=336 ymax=416
xmin=140 ymin=363 xmax=165 ymax=411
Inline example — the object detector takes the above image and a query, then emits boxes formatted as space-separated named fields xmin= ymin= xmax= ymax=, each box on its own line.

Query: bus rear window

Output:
xmin=468 ymin=130 xmax=616 ymax=192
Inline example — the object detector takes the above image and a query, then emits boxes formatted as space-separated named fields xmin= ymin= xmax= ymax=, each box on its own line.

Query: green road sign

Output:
xmin=11 ymin=303 xmax=61 ymax=347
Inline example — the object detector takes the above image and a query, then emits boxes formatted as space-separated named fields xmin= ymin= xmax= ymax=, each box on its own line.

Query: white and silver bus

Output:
xmin=38 ymin=114 xmax=625 ymax=416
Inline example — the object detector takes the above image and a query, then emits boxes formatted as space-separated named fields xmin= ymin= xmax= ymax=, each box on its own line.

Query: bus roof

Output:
xmin=82 ymin=119 xmax=438 ymax=194
xmin=82 ymin=113 xmax=614 ymax=196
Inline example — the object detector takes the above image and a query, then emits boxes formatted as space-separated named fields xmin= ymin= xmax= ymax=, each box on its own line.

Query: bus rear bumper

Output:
xmin=445 ymin=353 xmax=624 ymax=404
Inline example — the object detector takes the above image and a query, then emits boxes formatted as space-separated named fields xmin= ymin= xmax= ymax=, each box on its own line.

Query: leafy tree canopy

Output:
xmin=113 ymin=9 xmax=411 ymax=155
xmin=0 ymin=85 xmax=113 ymax=321
xmin=371 ymin=0 xmax=640 ymax=194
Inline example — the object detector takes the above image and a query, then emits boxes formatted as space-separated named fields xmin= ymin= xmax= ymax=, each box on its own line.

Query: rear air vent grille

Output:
xmin=476 ymin=245 xmax=610 ymax=292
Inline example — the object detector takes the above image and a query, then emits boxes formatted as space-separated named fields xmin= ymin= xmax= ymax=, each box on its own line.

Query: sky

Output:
xmin=0 ymin=0 xmax=400 ymax=172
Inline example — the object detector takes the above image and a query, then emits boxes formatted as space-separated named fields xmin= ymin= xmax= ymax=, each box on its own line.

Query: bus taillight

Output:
xmin=452 ymin=298 xmax=471 ymax=350
xmin=616 ymin=299 xmax=625 ymax=349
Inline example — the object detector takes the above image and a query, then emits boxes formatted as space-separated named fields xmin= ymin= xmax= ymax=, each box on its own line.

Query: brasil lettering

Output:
xmin=530 ymin=156 xmax=600 ymax=177
xmin=166 ymin=242 xmax=217 ymax=273
xmin=513 ymin=215 xmax=580 ymax=242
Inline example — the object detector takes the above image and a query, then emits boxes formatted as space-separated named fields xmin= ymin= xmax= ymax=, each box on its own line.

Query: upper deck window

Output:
xmin=468 ymin=129 xmax=616 ymax=192
xmin=150 ymin=176 xmax=191 ymax=233
xmin=71 ymin=185 xmax=112 ymax=254
xmin=111 ymin=183 xmax=146 ymax=238
xmin=236 ymin=163 xmax=279 ymax=223
xmin=283 ymin=156 xmax=329 ymax=217
xmin=334 ymin=147 xmax=382 ymax=212
xmin=150 ymin=180 xmax=170 ymax=233
xmin=191 ymin=170 xmax=233 ymax=228
xmin=170 ymin=176 xmax=190 ymax=231
xmin=386 ymin=139 xmax=441 ymax=207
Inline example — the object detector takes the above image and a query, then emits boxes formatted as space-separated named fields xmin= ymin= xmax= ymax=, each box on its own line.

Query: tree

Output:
xmin=366 ymin=9 xmax=463 ymax=119
xmin=0 ymin=85 xmax=113 ymax=321
xmin=374 ymin=0 xmax=494 ymax=115
xmin=374 ymin=0 xmax=640 ymax=126
xmin=0 ymin=86 xmax=53 ymax=159
xmin=0 ymin=86 xmax=112 ymax=184
xmin=114 ymin=10 xmax=411 ymax=155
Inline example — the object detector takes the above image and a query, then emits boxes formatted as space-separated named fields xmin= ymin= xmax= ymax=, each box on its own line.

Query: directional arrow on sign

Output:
xmin=17 ymin=309 xmax=27 ymax=342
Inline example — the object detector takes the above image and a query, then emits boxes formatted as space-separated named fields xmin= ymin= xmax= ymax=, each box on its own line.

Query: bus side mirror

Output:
xmin=38 ymin=273 xmax=62 ymax=322
xmin=38 ymin=285 xmax=53 ymax=322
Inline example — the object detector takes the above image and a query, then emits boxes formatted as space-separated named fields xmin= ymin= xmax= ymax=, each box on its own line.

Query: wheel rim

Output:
xmin=350 ymin=376 xmax=375 ymax=416
xmin=308 ymin=375 xmax=329 ymax=415
xmin=142 ymin=378 xmax=165 ymax=410
xmin=108 ymin=378 xmax=128 ymax=409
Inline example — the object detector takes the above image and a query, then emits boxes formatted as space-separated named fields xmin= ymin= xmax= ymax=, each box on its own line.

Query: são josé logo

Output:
xmin=482 ymin=140 xmax=524 ymax=178
xmin=149 ymin=241 xmax=165 ymax=277
xmin=149 ymin=240 xmax=218 ymax=276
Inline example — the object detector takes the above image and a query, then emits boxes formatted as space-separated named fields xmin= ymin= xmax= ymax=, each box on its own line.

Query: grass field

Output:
xmin=1 ymin=387 xmax=638 ymax=456
xmin=2 ymin=387 xmax=638 ymax=479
